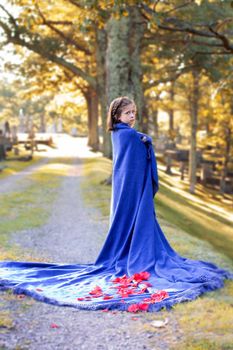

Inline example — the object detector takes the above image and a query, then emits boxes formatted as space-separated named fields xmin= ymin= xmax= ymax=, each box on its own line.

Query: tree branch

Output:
xmin=0 ymin=19 xmax=96 ymax=89
xmin=143 ymin=64 xmax=197 ymax=90
xmin=163 ymin=1 xmax=194 ymax=15
xmin=140 ymin=3 xmax=233 ymax=54
xmin=208 ymin=26 xmax=233 ymax=53
xmin=35 ymin=4 xmax=92 ymax=55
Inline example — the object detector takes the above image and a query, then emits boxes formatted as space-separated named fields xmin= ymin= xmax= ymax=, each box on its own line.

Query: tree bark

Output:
xmin=105 ymin=7 xmax=147 ymax=133
xmin=188 ymin=70 xmax=199 ymax=194
xmin=84 ymin=87 xmax=99 ymax=151
xmin=220 ymin=125 xmax=231 ymax=193
xmin=95 ymin=27 xmax=111 ymax=158
xmin=168 ymin=82 xmax=175 ymax=140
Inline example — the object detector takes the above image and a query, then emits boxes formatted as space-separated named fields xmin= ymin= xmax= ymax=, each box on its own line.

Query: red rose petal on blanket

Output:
xmin=77 ymin=297 xmax=85 ymax=301
xmin=143 ymin=297 xmax=152 ymax=303
xmin=138 ymin=303 xmax=149 ymax=311
xmin=101 ymin=308 xmax=109 ymax=312
xmin=135 ymin=287 xmax=148 ymax=294
xmin=140 ymin=271 xmax=150 ymax=280
xmin=112 ymin=277 xmax=122 ymax=283
xmin=142 ymin=282 xmax=153 ymax=287
xmin=36 ymin=288 xmax=43 ymax=292
xmin=89 ymin=286 xmax=103 ymax=295
xmin=103 ymin=295 xmax=113 ymax=300
xmin=133 ymin=271 xmax=150 ymax=282
xmin=151 ymin=290 xmax=169 ymax=301
xmin=128 ymin=304 xmax=140 ymax=313
xmin=91 ymin=293 xmax=103 ymax=298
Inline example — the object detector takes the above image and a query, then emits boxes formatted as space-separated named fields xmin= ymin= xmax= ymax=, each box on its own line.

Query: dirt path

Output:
xmin=0 ymin=157 xmax=49 ymax=194
xmin=1 ymin=137 xmax=170 ymax=350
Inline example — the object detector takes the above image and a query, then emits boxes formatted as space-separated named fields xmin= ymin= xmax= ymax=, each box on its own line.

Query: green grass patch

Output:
xmin=0 ymin=310 xmax=14 ymax=331
xmin=141 ymin=280 xmax=233 ymax=350
xmin=0 ymin=157 xmax=73 ymax=261
xmin=80 ymin=157 xmax=112 ymax=219
xmin=80 ymin=156 xmax=233 ymax=350
xmin=81 ymin=156 xmax=233 ymax=267
xmin=156 ymin=184 xmax=233 ymax=261
xmin=170 ymin=281 xmax=233 ymax=350
xmin=0 ymin=146 xmax=43 ymax=179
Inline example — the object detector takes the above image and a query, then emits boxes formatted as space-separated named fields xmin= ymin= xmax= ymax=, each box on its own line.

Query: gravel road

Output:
xmin=0 ymin=137 xmax=170 ymax=350
xmin=0 ymin=157 xmax=49 ymax=194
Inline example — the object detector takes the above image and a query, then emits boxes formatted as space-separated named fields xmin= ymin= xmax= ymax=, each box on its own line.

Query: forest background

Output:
xmin=0 ymin=0 xmax=233 ymax=194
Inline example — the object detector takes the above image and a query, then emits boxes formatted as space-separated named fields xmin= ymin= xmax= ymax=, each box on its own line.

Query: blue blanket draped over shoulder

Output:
xmin=0 ymin=122 xmax=232 ymax=312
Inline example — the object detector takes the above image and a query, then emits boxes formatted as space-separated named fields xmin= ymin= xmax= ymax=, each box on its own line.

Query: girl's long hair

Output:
xmin=106 ymin=96 xmax=136 ymax=132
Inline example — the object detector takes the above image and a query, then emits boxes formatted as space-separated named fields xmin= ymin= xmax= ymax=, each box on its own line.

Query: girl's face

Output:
xmin=119 ymin=103 xmax=136 ymax=127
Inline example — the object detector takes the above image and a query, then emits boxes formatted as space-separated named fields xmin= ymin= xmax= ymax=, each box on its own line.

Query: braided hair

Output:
xmin=106 ymin=96 xmax=136 ymax=132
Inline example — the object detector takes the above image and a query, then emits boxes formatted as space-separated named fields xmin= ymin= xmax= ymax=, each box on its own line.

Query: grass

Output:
xmin=0 ymin=146 xmax=43 ymax=179
xmin=0 ymin=156 xmax=73 ymax=330
xmin=0 ymin=157 xmax=73 ymax=261
xmin=140 ymin=281 xmax=233 ymax=350
xmin=81 ymin=157 xmax=233 ymax=262
xmin=156 ymin=186 xmax=233 ymax=261
xmin=80 ymin=157 xmax=112 ymax=219
xmin=81 ymin=155 xmax=233 ymax=350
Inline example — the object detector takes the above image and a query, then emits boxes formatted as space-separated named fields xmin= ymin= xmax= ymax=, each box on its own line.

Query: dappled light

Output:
xmin=0 ymin=1 xmax=233 ymax=349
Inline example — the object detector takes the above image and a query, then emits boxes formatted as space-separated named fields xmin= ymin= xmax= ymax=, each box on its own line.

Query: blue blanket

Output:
xmin=0 ymin=122 xmax=232 ymax=312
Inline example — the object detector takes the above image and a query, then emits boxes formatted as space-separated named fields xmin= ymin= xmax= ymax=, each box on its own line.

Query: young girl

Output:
xmin=0 ymin=96 xmax=232 ymax=312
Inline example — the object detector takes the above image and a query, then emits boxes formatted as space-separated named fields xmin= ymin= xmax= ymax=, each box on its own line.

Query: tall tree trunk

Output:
xmin=129 ymin=7 xmax=148 ymax=133
xmin=188 ymin=70 xmax=199 ymax=194
xmin=95 ymin=27 xmax=111 ymax=157
xmin=40 ymin=114 xmax=46 ymax=133
xmin=105 ymin=7 xmax=147 ymax=133
xmin=153 ymin=109 xmax=159 ymax=139
xmin=152 ymin=94 xmax=160 ymax=138
xmin=84 ymin=88 xmax=99 ymax=151
xmin=220 ymin=125 xmax=231 ymax=193
xmin=168 ymin=82 xmax=175 ymax=140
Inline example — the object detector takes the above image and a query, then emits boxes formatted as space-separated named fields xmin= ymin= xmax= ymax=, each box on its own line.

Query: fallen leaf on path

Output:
xmin=17 ymin=294 xmax=25 ymax=299
xmin=50 ymin=323 xmax=60 ymax=329
xmin=150 ymin=318 xmax=169 ymax=328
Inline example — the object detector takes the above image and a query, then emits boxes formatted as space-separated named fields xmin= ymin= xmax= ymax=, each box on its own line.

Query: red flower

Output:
xmin=128 ymin=304 xmax=140 ymax=313
xmin=50 ymin=323 xmax=59 ymax=329
xmin=77 ymin=297 xmax=85 ymax=301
